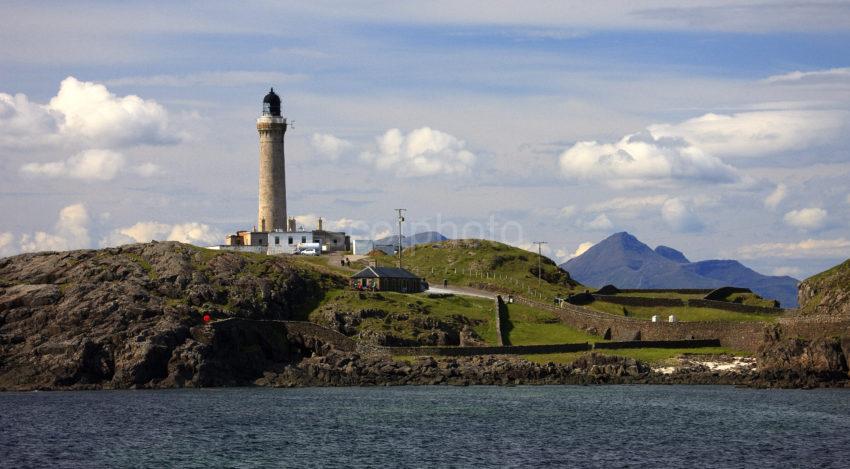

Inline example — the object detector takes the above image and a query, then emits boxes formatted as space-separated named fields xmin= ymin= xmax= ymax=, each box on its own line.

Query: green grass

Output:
xmin=609 ymin=291 xmax=705 ymax=300
xmin=523 ymin=347 xmax=750 ymax=365
xmin=585 ymin=300 xmax=778 ymax=323
xmin=799 ymin=259 xmax=850 ymax=314
xmin=720 ymin=292 xmax=777 ymax=308
xmin=126 ymin=253 xmax=157 ymax=280
xmin=397 ymin=239 xmax=582 ymax=300
xmin=503 ymin=302 xmax=599 ymax=345
xmin=309 ymin=289 xmax=500 ymax=345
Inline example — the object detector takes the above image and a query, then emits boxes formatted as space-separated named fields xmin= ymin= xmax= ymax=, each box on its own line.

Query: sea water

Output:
xmin=1 ymin=385 xmax=849 ymax=468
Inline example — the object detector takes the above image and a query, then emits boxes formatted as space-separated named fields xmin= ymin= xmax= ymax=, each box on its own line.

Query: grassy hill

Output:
xmin=798 ymin=259 xmax=850 ymax=316
xmin=381 ymin=239 xmax=582 ymax=300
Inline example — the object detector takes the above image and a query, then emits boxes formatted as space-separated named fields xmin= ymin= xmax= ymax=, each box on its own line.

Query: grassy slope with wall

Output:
xmin=584 ymin=301 xmax=779 ymax=323
xmin=503 ymin=302 xmax=600 ymax=345
xmin=387 ymin=239 xmax=582 ymax=299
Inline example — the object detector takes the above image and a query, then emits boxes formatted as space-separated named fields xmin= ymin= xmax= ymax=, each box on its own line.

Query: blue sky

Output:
xmin=1 ymin=1 xmax=849 ymax=279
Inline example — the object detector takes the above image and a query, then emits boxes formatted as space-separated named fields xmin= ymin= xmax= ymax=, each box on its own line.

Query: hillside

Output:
xmin=0 ymin=242 xmax=344 ymax=390
xmin=561 ymin=232 xmax=800 ymax=307
xmin=798 ymin=259 xmax=850 ymax=316
xmin=398 ymin=239 xmax=581 ymax=299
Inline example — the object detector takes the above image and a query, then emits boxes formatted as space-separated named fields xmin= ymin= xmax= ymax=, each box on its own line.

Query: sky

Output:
xmin=1 ymin=0 xmax=849 ymax=279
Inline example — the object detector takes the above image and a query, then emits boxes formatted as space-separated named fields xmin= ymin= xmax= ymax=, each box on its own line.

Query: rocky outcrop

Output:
xmin=313 ymin=292 xmax=483 ymax=347
xmin=257 ymin=352 xmax=653 ymax=387
xmin=798 ymin=259 xmax=850 ymax=317
xmin=0 ymin=242 xmax=343 ymax=390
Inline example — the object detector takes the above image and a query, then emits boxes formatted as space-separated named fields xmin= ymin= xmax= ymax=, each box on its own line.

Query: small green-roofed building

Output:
xmin=350 ymin=266 xmax=426 ymax=293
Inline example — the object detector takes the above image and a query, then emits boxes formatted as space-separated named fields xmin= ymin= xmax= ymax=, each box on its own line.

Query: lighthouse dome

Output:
xmin=262 ymin=88 xmax=281 ymax=116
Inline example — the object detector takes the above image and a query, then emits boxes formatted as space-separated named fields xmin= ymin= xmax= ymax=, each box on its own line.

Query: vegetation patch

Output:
xmin=503 ymin=302 xmax=600 ymax=345
xmin=126 ymin=253 xmax=157 ymax=280
xmin=309 ymin=289 xmax=500 ymax=346
xmin=396 ymin=239 xmax=583 ymax=300
xmin=522 ymin=347 xmax=750 ymax=365
xmin=585 ymin=301 xmax=778 ymax=322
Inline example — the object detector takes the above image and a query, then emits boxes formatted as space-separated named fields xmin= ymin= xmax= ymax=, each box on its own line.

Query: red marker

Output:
xmin=202 ymin=313 xmax=212 ymax=323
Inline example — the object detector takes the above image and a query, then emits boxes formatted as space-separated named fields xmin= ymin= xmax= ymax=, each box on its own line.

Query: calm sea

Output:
xmin=1 ymin=385 xmax=848 ymax=468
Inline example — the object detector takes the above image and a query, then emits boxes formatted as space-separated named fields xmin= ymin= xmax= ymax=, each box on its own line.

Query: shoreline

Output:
xmin=4 ymin=351 xmax=848 ymax=392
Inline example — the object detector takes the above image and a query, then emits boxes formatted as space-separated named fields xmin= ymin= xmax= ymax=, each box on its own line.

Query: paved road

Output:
xmin=426 ymin=286 xmax=496 ymax=299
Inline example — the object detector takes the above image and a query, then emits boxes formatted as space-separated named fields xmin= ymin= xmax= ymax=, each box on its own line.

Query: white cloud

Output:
xmin=661 ymin=198 xmax=703 ymax=232
xmin=0 ymin=232 xmax=14 ymax=257
xmin=0 ymin=92 xmax=61 ymax=148
xmin=49 ymin=76 xmax=176 ymax=147
xmin=648 ymin=111 xmax=847 ymax=158
xmin=568 ymin=241 xmax=594 ymax=259
xmin=772 ymin=266 xmax=802 ymax=277
xmin=21 ymin=149 xmax=126 ymax=181
xmin=737 ymin=238 xmax=850 ymax=259
xmin=1 ymin=76 xmax=178 ymax=149
xmin=102 ymin=221 xmax=221 ymax=246
xmin=131 ymin=162 xmax=161 ymax=177
xmin=290 ymin=213 xmax=370 ymax=234
xmin=764 ymin=183 xmax=787 ymax=210
xmin=19 ymin=203 xmax=90 ymax=253
xmin=579 ymin=214 xmax=614 ymax=231
xmin=586 ymin=194 xmax=668 ymax=213
xmin=559 ymin=131 xmax=740 ymax=186
xmin=311 ymin=133 xmax=352 ymax=160
xmin=105 ymin=71 xmax=306 ymax=87
xmin=764 ymin=67 xmax=850 ymax=84
xmin=784 ymin=207 xmax=827 ymax=230
xmin=558 ymin=205 xmax=577 ymax=218
xmin=360 ymin=127 xmax=476 ymax=177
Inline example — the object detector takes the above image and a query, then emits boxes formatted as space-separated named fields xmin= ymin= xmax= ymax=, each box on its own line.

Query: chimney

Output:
xmin=318 ymin=217 xmax=323 ymax=231
xmin=287 ymin=217 xmax=296 ymax=232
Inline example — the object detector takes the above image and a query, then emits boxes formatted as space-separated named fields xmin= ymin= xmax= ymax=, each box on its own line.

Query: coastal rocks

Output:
xmin=257 ymin=352 xmax=654 ymax=388
xmin=0 ymin=242 xmax=342 ymax=391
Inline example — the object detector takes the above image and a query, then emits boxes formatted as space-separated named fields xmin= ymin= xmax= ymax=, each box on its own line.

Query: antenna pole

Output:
xmin=533 ymin=241 xmax=548 ymax=286
xmin=395 ymin=208 xmax=406 ymax=268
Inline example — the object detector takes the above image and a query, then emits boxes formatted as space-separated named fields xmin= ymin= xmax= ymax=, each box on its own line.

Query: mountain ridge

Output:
xmin=561 ymin=232 xmax=800 ymax=307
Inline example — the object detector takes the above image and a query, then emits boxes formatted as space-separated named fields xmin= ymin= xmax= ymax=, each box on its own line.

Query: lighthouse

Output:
xmin=256 ymin=88 xmax=287 ymax=232
xmin=219 ymin=89 xmax=350 ymax=254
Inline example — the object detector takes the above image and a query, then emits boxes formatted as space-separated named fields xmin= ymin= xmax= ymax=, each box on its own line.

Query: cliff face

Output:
xmin=798 ymin=259 xmax=850 ymax=317
xmin=0 ymin=242 xmax=343 ymax=390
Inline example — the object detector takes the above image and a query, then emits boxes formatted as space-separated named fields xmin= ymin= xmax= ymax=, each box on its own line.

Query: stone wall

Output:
xmin=514 ymin=297 xmax=767 ymax=352
xmin=517 ymin=296 xmax=850 ymax=353
xmin=495 ymin=295 xmax=507 ymax=346
xmin=281 ymin=321 xmax=357 ymax=352
xmin=593 ymin=295 xmax=685 ymax=307
xmin=688 ymin=299 xmax=781 ymax=315
xmin=368 ymin=342 xmax=592 ymax=357
xmin=777 ymin=316 xmax=850 ymax=340
xmin=617 ymin=289 xmax=714 ymax=295
xmin=589 ymin=294 xmax=782 ymax=315
xmin=594 ymin=339 xmax=721 ymax=350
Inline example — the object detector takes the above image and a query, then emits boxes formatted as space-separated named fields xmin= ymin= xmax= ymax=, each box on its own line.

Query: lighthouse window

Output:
xmin=288 ymin=237 xmax=293 ymax=244
xmin=301 ymin=236 xmax=307 ymax=243
xmin=275 ymin=236 xmax=279 ymax=245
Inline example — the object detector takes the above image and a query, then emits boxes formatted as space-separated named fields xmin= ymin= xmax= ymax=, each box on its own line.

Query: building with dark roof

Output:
xmin=350 ymin=266 xmax=427 ymax=293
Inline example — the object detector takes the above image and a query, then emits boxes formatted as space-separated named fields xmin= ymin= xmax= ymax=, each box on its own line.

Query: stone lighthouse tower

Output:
xmin=257 ymin=88 xmax=287 ymax=232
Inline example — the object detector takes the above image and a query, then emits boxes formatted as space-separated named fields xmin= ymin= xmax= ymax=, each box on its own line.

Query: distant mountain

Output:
xmin=655 ymin=245 xmax=689 ymax=264
xmin=375 ymin=231 xmax=448 ymax=248
xmin=560 ymin=232 xmax=800 ymax=307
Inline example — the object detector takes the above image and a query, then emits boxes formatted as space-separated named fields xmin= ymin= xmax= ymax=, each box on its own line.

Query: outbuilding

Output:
xmin=350 ymin=266 xmax=426 ymax=293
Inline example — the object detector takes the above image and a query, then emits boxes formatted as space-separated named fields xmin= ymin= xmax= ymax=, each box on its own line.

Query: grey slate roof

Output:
xmin=351 ymin=266 xmax=421 ymax=279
